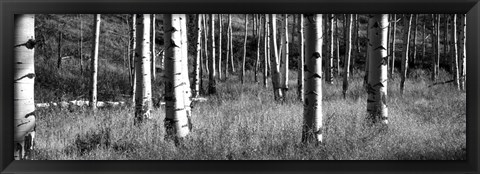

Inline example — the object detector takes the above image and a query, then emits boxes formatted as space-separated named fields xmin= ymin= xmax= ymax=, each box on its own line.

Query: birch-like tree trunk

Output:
xmin=254 ymin=15 xmax=261 ymax=83
xmin=412 ymin=14 xmax=418 ymax=68
xmin=269 ymin=14 xmax=284 ymax=101
xmin=367 ymin=14 xmax=389 ymax=125
xmin=266 ymin=16 xmax=271 ymax=78
xmin=226 ymin=14 xmax=230 ymax=78
xmin=327 ymin=14 xmax=334 ymax=84
xmin=335 ymin=15 xmax=340 ymax=77
xmin=208 ymin=14 xmax=217 ymax=94
xmin=151 ymin=14 xmax=156 ymax=81
xmin=130 ymin=14 xmax=137 ymax=104
xmin=90 ymin=14 xmax=101 ymax=110
xmin=436 ymin=14 xmax=441 ymax=77
xmin=164 ymin=14 xmax=191 ymax=141
xmin=14 ymin=14 xmax=36 ymax=160
xmin=342 ymin=14 xmax=352 ymax=99
xmin=241 ymin=14 xmax=248 ymax=84
xmin=193 ymin=14 xmax=202 ymax=98
xmin=218 ymin=14 xmax=223 ymax=80
xmin=400 ymin=14 xmax=412 ymax=94
xmin=431 ymin=14 xmax=437 ymax=81
xmin=302 ymin=14 xmax=323 ymax=144
xmin=391 ymin=14 xmax=396 ymax=76
xmin=298 ymin=14 xmax=305 ymax=101
xmin=459 ymin=14 xmax=466 ymax=91
xmin=229 ymin=14 xmax=235 ymax=73
xmin=263 ymin=15 xmax=268 ymax=87
xmin=452 ymin=14 xmax=460 ymax=90
xmin=422 ymin=14 xmax=426 ymax=60
xmin=203 ymin=14 xmax=209 ymax=74
xmin=80 ymin=15 xmax=84 ymax=75
xmin=282 ymin=14 xmax=290 ymax=93
xmin=179 ymin=14 xmax=193 ymax=131
xmin=134 ymin=14 xmax=152 ymax=124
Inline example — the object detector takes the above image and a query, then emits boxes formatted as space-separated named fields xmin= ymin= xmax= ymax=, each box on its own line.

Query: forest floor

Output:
xmin=32 ymin=64 xmax=466 ymax=160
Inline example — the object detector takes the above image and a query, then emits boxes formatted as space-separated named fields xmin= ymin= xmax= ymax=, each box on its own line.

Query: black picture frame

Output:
xmin=1 ymin=0 xmax=478 ymax=173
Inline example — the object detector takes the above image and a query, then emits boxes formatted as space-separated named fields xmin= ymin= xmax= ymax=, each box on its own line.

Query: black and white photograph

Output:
xmin=13 ymin=13 xmax=466 ymax=160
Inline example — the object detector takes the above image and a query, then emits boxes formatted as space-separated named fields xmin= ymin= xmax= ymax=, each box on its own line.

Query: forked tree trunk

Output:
xmin=400 ymin=14 xmax=412 ymax=94
xmin=302 ymin=14 xmax=323 ymax=144
xmin=241 ymin=14 xmax=248 ymax=84
xmin=269 ymin=14 xmax=283 ymax=101
xmin=14 ymin=14 xmax=36 ymax=160
xmin=452 ymin=14 xmax=460 ymax=90
xmin=90 ymin=14 xmax=101 ymax=110
xmin=366 ymin=14 xmax=389 ymax=125
xmin=298 ymin=14 xmax=305 ymax=101
xmin=164 ymin=14 xmax=191 ymax=142
xmin=134 ymin=14 xmax=153 ymax=125
xmin=342 ymin=14 xmax=352 ymax=99
xmin=208 ymin=14 xmax=217 ymax=94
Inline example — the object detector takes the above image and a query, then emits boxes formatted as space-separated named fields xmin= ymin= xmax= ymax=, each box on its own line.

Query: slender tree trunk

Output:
xmin=431 ymin=14 xmax=437 ymax=81
xmin=269 ymin=14 xmax=283 ymax=101
xmin=459 ymin=14 xmax=466 ymax=91
xmin=130 ymin=14 xmax=137 ymax=103
xmin=218 ymin=14 xmax=223 ymax=80
xmin=193 ymin=14 xmax=202 ymax=98
xmin=90 ymin=14 xmax=101 ymax=110
xmin=400 ymin=14 xmax=412 ymax=94
xmin=335 ymin=15 xmax=340 ymax=77
xmin=436 ymin=14 xmax=441 ymax=77
xmin=151 ymin=14 xmax=156 ymax=81
xmin=57 ymin=32 xmax=62 ymax=68
xmin=266 ymin=16 xmax=271 ymax=78
xmin=302 ymin=14 xmax=323 ymax=144
xmin=208 ymin=14 xmax=217 ymax=94
xmin=203 ymin=14 xmax=209 ymax=74
xmin=179 ymin=14 xmax=193 ymax=132
xmin=80 ymin=15 xmax=83 ymax=76
xmin=444 ymin=14 xmax=448 ymax=66
xmin=298 ymin=14 xmax=305 ymax=101
xmin=351 ymin=14 xmax=358 ymax=75
xmin=422 ymin=14 xmax=426 ymax=61
xmin=263 ymin=15 xmax=268 ymax=87
xmin=391 ymin=14 xmax=396 ymax=76
xmin=452 ymin=14 xmax=459 ymax=90
xmin=327 ymin=14 xmax=334 ymax=84
xmin=134 ymin=14 xmax=153 ymax=124
xmin=255 ymin=15 xmax=261 ymax=83
xmin=229 ymin=14 xmax=235 ymax=73
xmin=412 ymin=14 xmax=418 ymax=68
xmin=226 ymin=14 xmax=230 ymax=78
xmin=367 ymin=14 xmax=389 ymax=125
xmin=164 ymin=14 xmax=191 ymax=142
xmin=282 ymin=14 xmax=290 ymax=93
xmin=365 ymin=16 xmax=372 ymax=89
xmin=241 ymin=14 xmax=248 ymax=84
xmin=14 ymin=14 xmax=36 ymax=160
xmin=342 ymin=14 xmax=352 ymax=99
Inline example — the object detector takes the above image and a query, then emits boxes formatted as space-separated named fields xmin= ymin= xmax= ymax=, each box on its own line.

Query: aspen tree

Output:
xmin=90 ymin=14 xmax=101 ymax=110
xmin=327 ymin=14 xmax=334 ymax=84
xmin=134 ymin=14 xmax=153 ymax=124
xmin=269 ymin=14 xmax=284 ymax=101
xmin=80 ymin=15 xmax=84 ymax=75
xmin=226 ymin=14 xmax=231 ymax=78
xmin=218 ymin=14 xmax=223 ymax=80
xmin=302 ymin=14 xmax=323 ymax=144
xmin=263 ymin=15 xmax=268 ymax=87
xmin=130 ymin=14 xmax=137 ymax=103
xmin=452 ymin=14 xmax=460 ymax=90
xmin=194 ymin=14 xmax=202 ymax=98
xmin=298 ymin=14 xmax=305 ymax=101
xmin=14 ymin=14 xmax=36 ymax=160
xmin=266 ymin=16 xmax=271 ymax=77
xmin=412 ymin=14 xmax=418 ymax=67
xmin=282 ymin=14 xmax=290 ymax=93
xmin=335 ymin=15 xmax=340 ymax=76
xmin=422 ymin=14 xmax=426 ymax=60
xmin=203 ymin=14 xmax=209 ymax=74
xmin=208 ymin=14 xmax=217 ymax=94
xmin=431 ymin=14 xmax=437 ymax=81
xmin=443 ymin=14 xmax=448 ymax=65
xmin=179 ymin=14 xmax=193 ymax=130
xmin=164 ymin=14 xmax=191 ymax=141
xmin=342 ymin=14 xmax=352 ymax=99
xmin=391 ymin=14 xmax=396 ymax=75
xmin=400 ymin=14 xmax=412 ymax=94
xmin=436 ymin=14 xmax=440 ymax=77
xmin=254 ymin=14 xmax=261 ymax=83
xmin=229 ymin=14 xmax=235 ymax=73
xmin=459 ymin=14 xmax=466 ymax=91
xmin=367 ymin=14 xmax=389 ymax=125
xmin=151 ymin=14 xmax=156 ymax=81
xmin=241 ymin=14 xmax=248 ymax=84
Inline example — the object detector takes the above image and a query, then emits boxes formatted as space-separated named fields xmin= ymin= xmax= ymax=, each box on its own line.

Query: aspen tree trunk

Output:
xmin=90 ymin=14 xmax=101 ymax=110
xmin=452 ymin=14 xmax=459 ymax=90
xmin=14 ymin=14 xmax=36 ymax=160
xmin=400 ymin=14 xmax=412 ymax=94
xmin=164 ymin=14 xmax=191 ymax=141
xmin=412 ymin=14 xmax=418 ymax=68
xmin=335 ymin=15 xmax=340 ymax=77
xmin=226 ymin=14 xmax=230 ymax=78
xmin=422 ymin=14 xmax=426 ymax=60
xmin=443 ymin=14 xmax=448 ymax=65
xmin=263 ymin=15 xmax=268 ymax=87
xmin=302 ymin=14 xmax=323 ymax=144
xmin=229 ymin=14 xmax=235 ymax=73
xmin=282 ymin=14 xmax=290 ymax=93
xmin=459 ymin=14 xmax=466 ymax=91
xmin=365 ymin=16 xmax=372 ymax=89
xmin=298 ymin=14 xmax=305 ymax=101
xmin=179 ymin=14 xmax=193 ymax=131
xmin=218 ymin=14 xmax=223 ymax=80
xmin=208 ymin=14 xmax=217 ymax=94
xmin=130 ymin=14 xmax=137 ymax=103
xmin=327 ymin=14 xmax=334 ymax=84
xmin=391 ymin=14 xmax=396 ymax=75
xmin=266 ymin=16 xmax=271 ymax=78
xmin=151 ymin=14 xmax=156 ymax=81
xmin=193 ymin=14 xmax=202 ymax=98
xmin=387 ymin=15 xmax=391 ymax=68
xmin=269 ymin=14 xmax=284 ymax=101
xmin=431 ymin=14 xmax=437 ymax=81
xmin=254 ymin=15 xmax=261 ymax=83
xmin=367 ymin=14 xmax=389 ymax=125
xmin=203 ymin=14 xmax=209 ymax=74
xmin=436 ymin=14 xmax=440 ymax=77
xmin=134 ymin=14 xmax=152 ymax=124
xmin=351 ymin=14 xmax=358 ymax=75
xmin=241 ymin=14 xmax=248 ymax=84
xmin=342 ymin=14 xmax=352 ymax=99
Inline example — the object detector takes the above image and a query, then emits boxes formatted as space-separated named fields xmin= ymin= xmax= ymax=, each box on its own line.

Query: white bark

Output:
xmin=282 ymin=14 xmax=290 ymax=92
xmin=241 ymin=14 xmax=248 ymax=84
xmin=327 ymin=14 xmax=334 ymax=84
xmin=400 ymin=14 xmax=412 ymax=94
xmin=342 ymin=14 xmax=352 ymax=99
xmin=367 ymin=14 xmax=389 ymax=125
xmin=179 ymin=14 xmax=193 ymax=129
xmin=130 ymin=14 xmax=137 ymax=104
xmin=194 ymin=14 xmax=202 ymax=98
xmin=164 ymin=14 xmax=191 ymax=139
xmin=298 ymin=14 xmax=305 ymax=101
xmin=14 ymin=14 xmax=36 ymax=160
xmin=302 ymin=14 xmax=323 ymax=144
xmin=134 ymin=14 xmax=153 ymax=124
xmin=151 ymin=14 xmax=156 ymax=81
xmin=269 ymin=14 xmax=283 ymax=101
xmin=460 ymin=14 xmax=466 ymax=91
xmin=90 ymin=14 xmax=101 ymax=110
xmin=208 ymin=14 xmax=217 ymax=94
xmin=218 ymin=14 xmax=223 ymax=80
xmin=453 ymin=14 xmax=460 ymax=90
